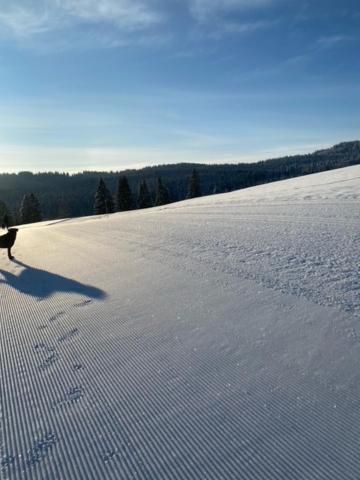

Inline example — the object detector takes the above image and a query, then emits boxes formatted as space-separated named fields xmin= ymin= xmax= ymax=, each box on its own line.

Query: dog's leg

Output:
xmin=7 ymin=247 xmax=14 ymax=260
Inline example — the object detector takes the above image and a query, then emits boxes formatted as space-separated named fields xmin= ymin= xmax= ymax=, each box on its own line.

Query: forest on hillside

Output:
xmin=0 ymin=140 xmax=359 ymax=223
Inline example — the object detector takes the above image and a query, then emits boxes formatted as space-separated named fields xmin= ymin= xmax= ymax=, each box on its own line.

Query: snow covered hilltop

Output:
xmin=1 ymin=165 xmax=360 ymax=479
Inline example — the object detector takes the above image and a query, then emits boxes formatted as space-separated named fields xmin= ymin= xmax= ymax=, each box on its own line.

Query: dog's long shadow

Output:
xmin=0 ymin=259 xmax=106 ymax=301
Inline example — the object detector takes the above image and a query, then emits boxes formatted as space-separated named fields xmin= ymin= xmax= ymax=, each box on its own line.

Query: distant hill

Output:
xmin=0 ymin=140 xmax=359 ymax=221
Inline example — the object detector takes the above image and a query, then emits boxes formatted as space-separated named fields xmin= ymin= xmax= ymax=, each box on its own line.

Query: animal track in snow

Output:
xmin=1 ymin=454 xmax=15 ymax=472
xmin=38 ymin=351 xmax=59 ymax=371
xmin=26 ymin=433 xmax=57 ymax=467
xmin=49 ymin=311 xmax=66 ymax=323
xmin=73 ymin=299 xmax=92 ymax=308
xmin=67 ymin=386 xmax=84 ymax=402
xmin=33 ymin=343 xmax=58 ymax=370
xmin=72 ymin=363 xmax=84 ymax=371
xmin=33 ymin=343 xmax=55 ymax=353
xmin=102 ymin=448 xmax=120 ymax=463
xmin=53 ymin=387 xmax=84 ymax=408
xmin=57 ymin=328 xmax=79 ymax=344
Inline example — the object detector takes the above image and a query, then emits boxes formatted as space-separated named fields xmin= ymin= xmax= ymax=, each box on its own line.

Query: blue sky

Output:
xmin=0 ymin=0 xmax=359 ymax=172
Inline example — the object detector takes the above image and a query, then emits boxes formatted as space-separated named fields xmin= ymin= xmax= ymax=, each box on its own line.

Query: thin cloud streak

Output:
xmin=201 ymin=19 xmax=276 ymax=40
xmin=0 ymin=0 xmax=163 ymax=38
xmin=189 ymin=0 xmax=276 ymax=22
xmin=58 ymin=0 xmax=162 ymax=30
xmin=0 ymin=0 xmax=279 ymax=44
xmin=317 ymin=34 xmax=353 ymax=48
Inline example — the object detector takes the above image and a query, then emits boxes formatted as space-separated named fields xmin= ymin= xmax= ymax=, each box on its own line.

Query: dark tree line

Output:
xmin=0 ymin=193 xmax=42 ymax=227
xmin=0 ymin=141 xmax=358 ymax=223
xmin=20 ymin=193 xmax=42 ymax=224
xmin=93 ymin=171 xmax=200 ymax=214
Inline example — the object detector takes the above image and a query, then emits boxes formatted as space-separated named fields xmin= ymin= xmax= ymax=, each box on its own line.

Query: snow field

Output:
xmin=1 ymin=165 xmax=360 ymax=479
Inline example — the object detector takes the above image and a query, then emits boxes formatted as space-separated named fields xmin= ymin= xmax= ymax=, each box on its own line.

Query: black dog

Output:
xmin=0 ymin=228 xmax=18 ymax=260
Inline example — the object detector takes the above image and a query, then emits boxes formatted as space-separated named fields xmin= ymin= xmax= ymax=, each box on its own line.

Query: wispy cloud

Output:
xmin=189 ymin=0 xmax=275 ymax=22
xmin=204 ymin=19 xmax=275 ymax=39
xmin=0 ymin=4 xmax=54 ymax=37
xmin=187 ymin=0 xmax=278 ymax=41
xmin=0 ymin=0 xmax=280 ymax=50
xmin=283 ymin=33 xmax=353 ymax=67
xmin=0 ymin=0 xmax=163 ymax=39
xmin=58 ymin=0 xmax=162 ymax=31
xmin=317 ymin=34 xmax=352 ymax=48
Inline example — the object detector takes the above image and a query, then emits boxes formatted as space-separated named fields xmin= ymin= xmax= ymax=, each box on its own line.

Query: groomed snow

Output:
xmin=1 ymin=165 xmax=360 ymax=479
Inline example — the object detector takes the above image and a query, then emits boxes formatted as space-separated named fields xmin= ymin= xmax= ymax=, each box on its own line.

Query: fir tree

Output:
xmin=56 ymin=197 xmax=72 ymax=219
xmin=116 ymin=176 xmax=133 ymax=211
xmin=154 ymin=178 xmax=170 ymax=206
xmin=105 ymin=196 xmax=114 ymax=214
xmin=20 ymin=193 xmax=42 ymax=224
xmin=0 ymin=200 xmax=13 ymax=229
xmin=94 ymin=178 xmax=113 ymax=215
xmin=137 ymin=180 xmax=152 ymax=209
xmin=187 ymin=168 xmax=201 ymax=199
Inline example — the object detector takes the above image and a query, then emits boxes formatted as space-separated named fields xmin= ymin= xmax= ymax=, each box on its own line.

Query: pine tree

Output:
xmin=94 ymin=178 xmax=113 ymax=215
xmin=56 ymin=197 xmax=72 ymax=219
xmin=187 ymin=169 xmax=201 ymax=199
xmin=105 ymin=196 xmax=114 ymax=214
xmin=20 ymin=193 xmax=42 ymax=224
xmin=0 ymin=200 xmax=13 ymax=229
xmin=137 ymin=180 xmax=152 ymax=209
xmin=154 ymin=178 xmax=170 ymax=206
xmin=116 ymin=176 xmax=133 ymax=211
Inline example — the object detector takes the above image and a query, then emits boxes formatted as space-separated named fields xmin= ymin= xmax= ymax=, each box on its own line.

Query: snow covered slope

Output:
xmin=1 ymin=165 xmax=360 ymax=480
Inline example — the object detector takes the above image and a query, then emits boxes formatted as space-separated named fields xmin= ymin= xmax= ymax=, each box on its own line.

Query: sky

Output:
xmin=0 ymin=0 xmax=359 ymax=173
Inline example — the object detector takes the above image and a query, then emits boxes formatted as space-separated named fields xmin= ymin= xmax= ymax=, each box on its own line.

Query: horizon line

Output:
xmin=1 ymin=139 xmax=358 ymax=176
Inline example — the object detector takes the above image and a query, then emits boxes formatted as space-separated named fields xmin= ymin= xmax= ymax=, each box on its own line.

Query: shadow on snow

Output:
xmin=0 ymin=259 xmax=106 ymax=301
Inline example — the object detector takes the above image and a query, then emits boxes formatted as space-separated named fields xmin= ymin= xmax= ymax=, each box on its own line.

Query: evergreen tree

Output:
xmin=0 ymin=200 xmax=13 ymax=229
xmin=137 ymin=180 xmax=152 ymax=209
xmin=20 ymin=193 xmax=42 ymax=224
xmin=187 ymin=168 xmax=201 ymax=199
xmin=94 ymin=178 xmax=114 ymax=214
xmin=154 ymin=178 xmax=170 ymax=206
xmin=116 ymin=176 xmax=133 ymax=211
xmin=105 ymin=196 xmax=114 ymax=214
xmin=56 ymin=197 xmax=72 ymax=219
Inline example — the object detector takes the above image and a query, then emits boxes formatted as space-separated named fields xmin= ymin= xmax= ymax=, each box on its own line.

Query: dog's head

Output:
xmin=8 ymin=228 xmax=18 ymax=237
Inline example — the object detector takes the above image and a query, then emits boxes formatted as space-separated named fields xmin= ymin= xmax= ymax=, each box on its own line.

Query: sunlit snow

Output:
xmin=1 ymin=165 xmax=359 ymax=479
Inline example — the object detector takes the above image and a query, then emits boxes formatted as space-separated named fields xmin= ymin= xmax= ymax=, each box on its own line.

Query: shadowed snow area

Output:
xmin=1 ymin=165 xmax=360 ymax=479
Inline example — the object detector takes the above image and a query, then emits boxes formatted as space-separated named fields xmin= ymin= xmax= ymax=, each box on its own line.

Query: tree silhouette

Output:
xmin=94 ymin=178 xmax=114 ymax=214
xmin=137 ymin=180 xmax=152 ymax=209
xmin=20 ymin=193 xmax=42 ymax=224
xmin=187 ymin=169 xmax=201 ymax=199
xmin=116 ymin=176 xmax=133 ymax=211
xmin=154 ymin=178 xmax=170 ymax=206
xmin=0 ymin=200 xmax=13 ymax=229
